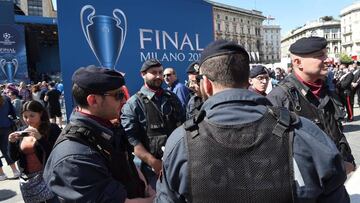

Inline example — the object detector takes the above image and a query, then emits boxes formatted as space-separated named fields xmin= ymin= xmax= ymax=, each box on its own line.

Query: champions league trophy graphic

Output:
xmin=0 ymin=58 xmax=18 ymax=83
xmin=80 ymin=5 xmax=127 ymax=69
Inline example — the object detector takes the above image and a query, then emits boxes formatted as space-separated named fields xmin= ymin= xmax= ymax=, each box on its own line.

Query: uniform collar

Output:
xmin=140 ymin=85 xmax=164 ymax=99
xmin=76 ymin=111 xmax=114 ymax=129
xmin=201 ymin=88 xmax=272 ymax=112
xmin=289 ymin=73 xmax=325 ymax=98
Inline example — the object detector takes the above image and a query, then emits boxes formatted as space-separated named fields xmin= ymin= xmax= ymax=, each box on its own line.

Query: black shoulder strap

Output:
xmin=278 ymin=81 xmax=302 ymax=112
xmin=183 ymin=110 xmax=206 ymax=138
xmin=136 ymin=91 xmax=149 ymax=104
xmin=53 ymin=123 xmax=111 ymax=160
xmin=267 ymin=105 xmax=296 ymax=202
xmin=267 ymin=106 xmax=299 ymax=137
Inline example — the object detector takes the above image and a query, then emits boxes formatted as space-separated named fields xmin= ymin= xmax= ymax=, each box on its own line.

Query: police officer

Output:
xmin=43 ymin=66 xmax=152 ymax=202
xmin=267 ymin=36 xmax=356 ymax=173
xmin=186 ymin=61 xmax=202 ymax=119
xmin=248 ymin=65 xmax=270 ymax=96
xmin=156 ymin=40 xmax=349 ymax=202
xmin=121 ymin=59 xmax=185 ymax=189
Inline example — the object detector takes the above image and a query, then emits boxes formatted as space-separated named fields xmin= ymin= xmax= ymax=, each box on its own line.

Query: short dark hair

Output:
xmin=200 ymin=53 xmax=249 ymax=87
xmin=72 ymin=83 xmax=91 ymax=108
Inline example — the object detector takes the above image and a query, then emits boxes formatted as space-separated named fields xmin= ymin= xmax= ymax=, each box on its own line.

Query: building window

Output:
xmin=225 ymin=16 xmax=228 ymax=20
xmin=241 ymin=27 xmax=244 ymax=34
xmin=217 ymin=14 xmax=220 ymax=19
xmin=233 ymin=17 xmax=236 ymax=21
xmin=233 ymin=25 xmax=237 ymax=33
xmin=324 ymin=34 xmax=328 ymax=39
xmin=217 ymin=23 xmax=221 ymax=31
xmin=240 ymin=19 xmax=243 ymax=23
xmin=225 ymin=24 xmax=229 ymax=33
xmin=28 ymin=0 xmax=43 ymax=16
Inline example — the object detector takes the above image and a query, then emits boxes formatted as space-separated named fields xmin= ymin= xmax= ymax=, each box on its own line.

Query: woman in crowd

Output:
xmin=8 ymin=100 xmax=61 ymax=202
xmin=0 ymin=94 xmax=20 ymax=180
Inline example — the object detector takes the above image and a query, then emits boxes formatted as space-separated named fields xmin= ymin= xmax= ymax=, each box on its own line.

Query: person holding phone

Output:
xmin=8 ymin=100 xmax=61 ymax=202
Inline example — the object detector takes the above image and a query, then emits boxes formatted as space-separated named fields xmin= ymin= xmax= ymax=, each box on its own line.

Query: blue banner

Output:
xmin=0 ymin=24 xmax=28 ymax=84
xmin=57 ymin=0 xmax=214 ymax=116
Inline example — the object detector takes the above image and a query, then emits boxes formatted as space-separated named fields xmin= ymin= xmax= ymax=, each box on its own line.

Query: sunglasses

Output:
xmin=102 ymin=91 xmax=125 ymax=101
xmin=196 ymin=74 xmax=204 ymax=83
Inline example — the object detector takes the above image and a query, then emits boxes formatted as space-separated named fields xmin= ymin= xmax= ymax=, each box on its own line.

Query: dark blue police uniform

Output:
xmin=43 ymin=65 xmax=143 ymax=202
xmin=155 ymin=88 xmax=349 ymax=203
xmin=43 ymin=111 xmax=128 ymax=202
xmin=121 ymin=85 xmax=185 ymax=189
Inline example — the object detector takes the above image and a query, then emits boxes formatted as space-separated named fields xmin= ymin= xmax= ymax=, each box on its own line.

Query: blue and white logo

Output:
xmin=80 ymin=5 xmax=127 ymax=69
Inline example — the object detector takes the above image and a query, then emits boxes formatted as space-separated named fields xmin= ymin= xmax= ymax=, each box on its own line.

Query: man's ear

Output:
xmin=203 ymin=76 xmax=213 ymax=97
xmin=86 ymin=94 xmax=97 ymax=106
xmin=141 ymin=71 xmax=146 ymax=79
xmin=249 ymin=78 xmax=253 ymax=85
xmin=292 ymin=57 xmax=302 ymax=69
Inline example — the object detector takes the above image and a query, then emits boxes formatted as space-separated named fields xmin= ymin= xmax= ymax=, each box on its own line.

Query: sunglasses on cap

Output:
xmin=196 ymin=74 xmax=204 ymax=83
xmin=101 ymin=91 xmax=125 ymax=101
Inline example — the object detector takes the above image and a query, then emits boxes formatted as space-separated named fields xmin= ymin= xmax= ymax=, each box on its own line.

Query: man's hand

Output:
xmin=344 ymin=161 xmax=355 ymax=174
xmin=150 ymin=158 xmax=162 ymax=175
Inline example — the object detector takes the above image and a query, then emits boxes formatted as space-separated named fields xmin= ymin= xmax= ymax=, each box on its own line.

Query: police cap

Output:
xmin=72 ymin=65 xmax=125 ymax=93
xmin=140 ymin=58 xmax=162 ymax=72
xmin=199 ymin=40 xmax=249 ymax=65
xmin=249 ymin=65 xmax=268 ymax=78
xmin=186 ymin=61 xmax=200 ymax=74
xmin=289 ymin=36 xmax=327 ymax=55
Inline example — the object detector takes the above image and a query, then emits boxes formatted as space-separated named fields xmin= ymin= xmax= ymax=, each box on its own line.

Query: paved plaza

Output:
xmin=1 ymin=105 xmax=360 ymax=202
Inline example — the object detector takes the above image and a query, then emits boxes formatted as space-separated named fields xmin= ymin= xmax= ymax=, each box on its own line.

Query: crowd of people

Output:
xmin=0 ymin=36 xmax=357 ymax=202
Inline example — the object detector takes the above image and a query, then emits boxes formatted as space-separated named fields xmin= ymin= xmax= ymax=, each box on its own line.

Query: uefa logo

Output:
xmin=3 ymin=33 xmax=11 ymax=41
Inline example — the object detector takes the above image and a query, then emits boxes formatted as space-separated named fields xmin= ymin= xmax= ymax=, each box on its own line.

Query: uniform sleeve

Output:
xmin=155 ymin=127 xmax=189 ymax=203
xmin=293 ymin=117 xmax=349 ymax=202
xmin=121 ymin=99 xmax=142 ymax=146
xmin=44 ymin=150 xmax=127 ymax=202
xmin=266 ymin=86 xmax=291 ymax=109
